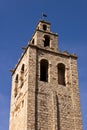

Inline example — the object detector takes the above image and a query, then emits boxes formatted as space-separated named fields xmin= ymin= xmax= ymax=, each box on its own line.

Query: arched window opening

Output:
xmin=58 ymin=63 xmax=65 ymax=85
xmin=40 ymin=59 xmax=48 ymax=82
xmin=43 ymin=24 xmax=47 ymax=31
xmin=44 ymin=35 xmax=50 ymax=47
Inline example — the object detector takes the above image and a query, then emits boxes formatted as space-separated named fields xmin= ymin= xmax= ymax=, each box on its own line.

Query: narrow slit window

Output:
xmin=21 ymin=64 xmax=25 ymax=73
xmin=20 ymin=64 xmax=25 ymax=88
xmin=40 ymin=59 xmax=48 ymax=82
xmin=15 ymin=74 xmax=18 ymax=83
xmin=14 ymin=74 xmax=19 ymax=97
xmin=14 ymin=87 xmax=17 ymax=98
xmin=58 ymin=63 xmax=65 ymax=85
xmin=32 ymin=39 xmax=34 ymax=44
xmin=22 ymin=100 xmax=24 ymax=107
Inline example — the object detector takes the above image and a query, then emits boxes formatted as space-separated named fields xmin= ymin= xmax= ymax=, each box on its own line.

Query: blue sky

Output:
xmin=0 ymin=0 xmax=87 ymax=130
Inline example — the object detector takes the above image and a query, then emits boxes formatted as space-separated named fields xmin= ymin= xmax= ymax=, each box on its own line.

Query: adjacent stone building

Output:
xmin=9 ymin=20 xmax=82 ymax=130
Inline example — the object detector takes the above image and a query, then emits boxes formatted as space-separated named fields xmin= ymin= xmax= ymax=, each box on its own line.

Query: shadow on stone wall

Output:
xmin=56 ymin=95 xmax=60 ymax=130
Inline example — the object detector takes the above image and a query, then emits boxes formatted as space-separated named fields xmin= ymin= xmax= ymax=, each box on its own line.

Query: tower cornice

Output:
xmin=11 ymin=43 xmax=77 ymax=76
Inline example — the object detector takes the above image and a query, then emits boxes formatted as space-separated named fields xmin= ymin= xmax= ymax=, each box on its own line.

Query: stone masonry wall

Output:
xmin=9 ymin=49 xmax=29 ymax=130
xmin=27 ymin=45 xmax=82 ymax=130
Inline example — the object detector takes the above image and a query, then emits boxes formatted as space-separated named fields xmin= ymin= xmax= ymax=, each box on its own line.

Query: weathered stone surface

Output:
xmin=9 ymin=20 xmax=82 ymax=130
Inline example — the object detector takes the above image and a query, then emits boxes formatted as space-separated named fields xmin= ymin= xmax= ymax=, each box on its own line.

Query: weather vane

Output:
xmin=42 ymin=12 xmax=47 ymax=20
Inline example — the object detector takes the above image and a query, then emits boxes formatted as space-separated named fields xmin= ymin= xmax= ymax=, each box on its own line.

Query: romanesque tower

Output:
xmin=9 ymin=19 xmax=82 ymax=130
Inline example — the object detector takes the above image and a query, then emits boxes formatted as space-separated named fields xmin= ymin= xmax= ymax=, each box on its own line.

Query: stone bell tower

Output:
xmin=9 ymin=20 xmax=82 ymax=130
